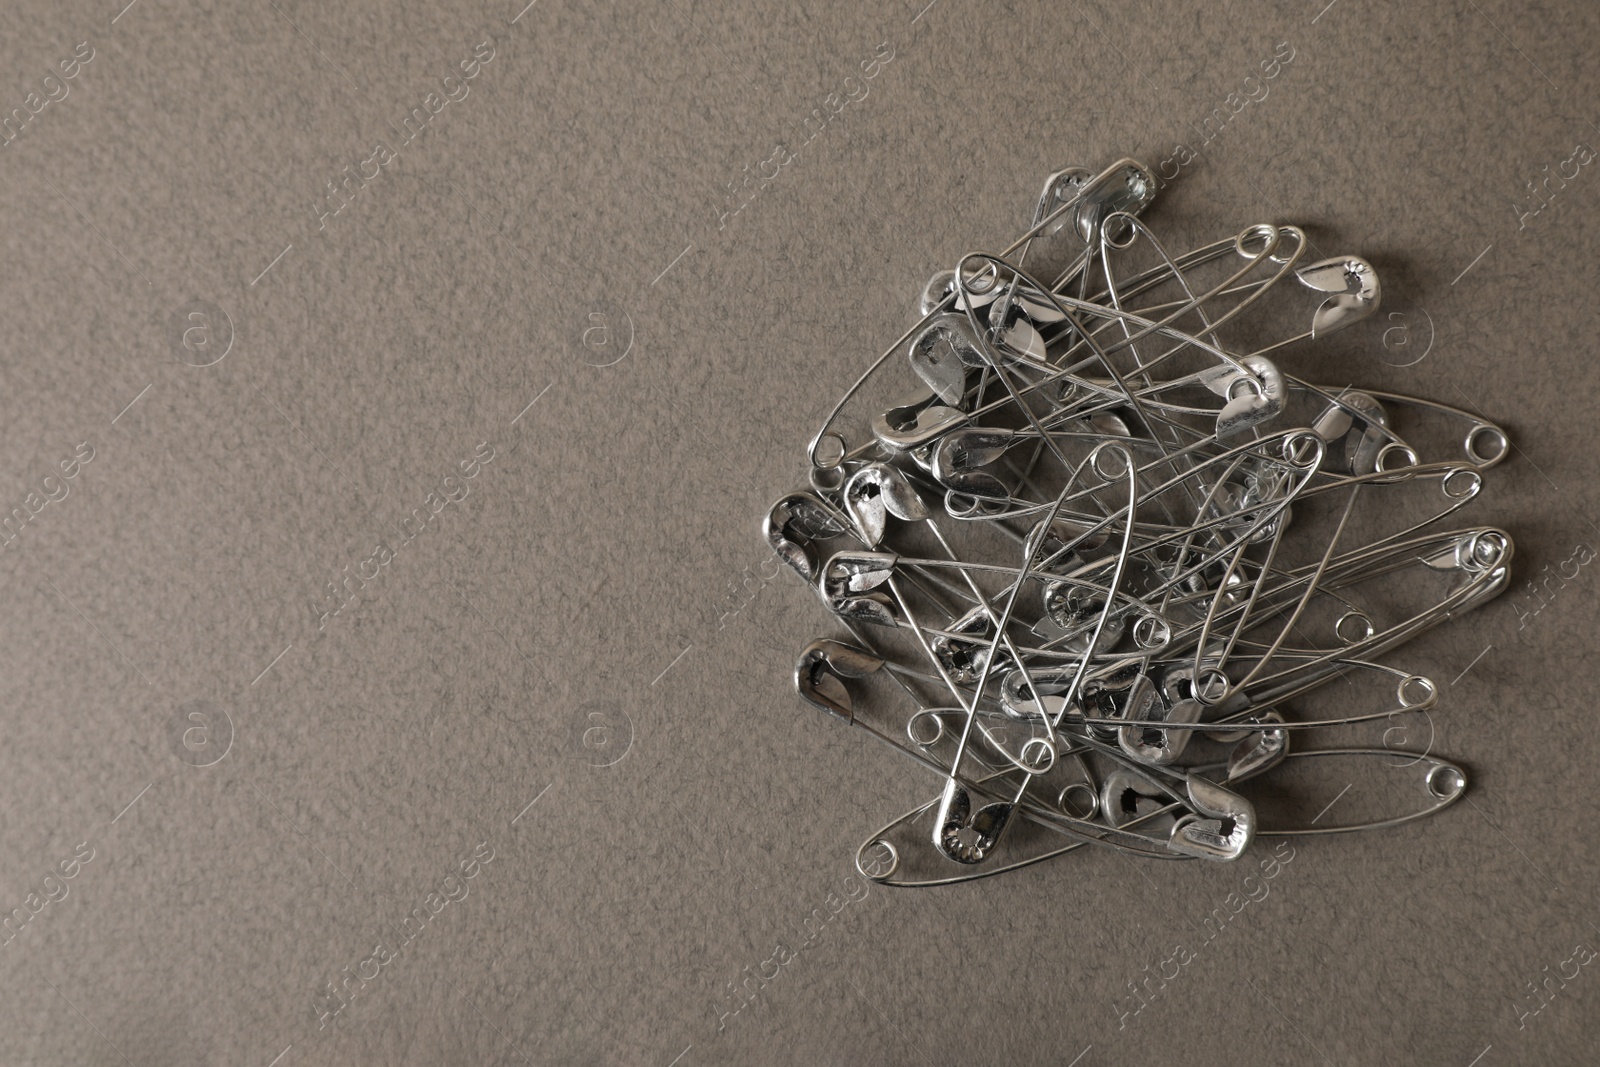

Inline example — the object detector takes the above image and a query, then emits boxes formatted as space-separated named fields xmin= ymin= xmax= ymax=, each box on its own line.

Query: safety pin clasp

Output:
xmin=1101 ymin=765 xmax=1179 ymax=830
xmin=1214 ymin=356 xmax=1286 ymax=439
xmin=1072 ymin=159 xmax=1157 ymax=244
xmin=1118 ymin=676 xmax=1200 ymax=766
xmin=872 ymin=393 xmax=969 ymax=453
xmin=931 ymin=604 xmax=1006 ymax=685
xmin=844 ymin=464 xmax=930 ymax=547
xmin=795 ymin=639 xmax=885 ymax=724
xmin=931 ymin=427 xmax=1015 ymax=500
xmin=765 ymin=492 xmax=844 ymax=581
xmin=1168 ymin=777 xmax=1255 ymax=861
xmin=909 ymin=312 xmax=988 ymax=401
xmin=1312 ymin=390 xmax=1390 ymax=475
xmin=933 ymin=779 xmax=1013 ymax=865
xmin=1225 ymin=710 xmax=1289 ymax=781
xmin=820 ymin=551 xmax=901 ymax=626
xmin=1297 ymin=256 xmax=1381 ymax=337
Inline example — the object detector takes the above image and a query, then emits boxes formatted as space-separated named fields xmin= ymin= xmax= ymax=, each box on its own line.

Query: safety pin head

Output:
xmin=1101 ymin=766 xmax=1178 ymax=830
xmin=1033 ymin=165 xmax=1094 ymax=234
xmin=908 ymin=314 xmax=983 ymax=405
xmin=1071 ymin=159 xmax=1157 ymax=244
xmin=1296 ymin=256 xmax=1381 ymax=337
xmin=1040 ymin=581 xmax=1127 ymax=655
xmin=918 ymin=269 xmax=957 ymax=317
xmin=765 ymin=492 xmax=844 ymax=581
xmin=820 ymin=551 xmax=901 ymax=625
xmin=930 ymin=428 xmax=1014 ymax=500
xmin=1208 ymin=474 xmax=1292 ymax=544
xmin=998 ymin=673 xmax=1070 ymax=721
xmin=844 ymin=464 xmax=929 ymax=547
xmin=1226 ymin=710 xmax=1289 ymax=781
xmin=1214 ymin=355 xmax=1286 ymax=439
xmin=1312 ymin=390 xmax=1390 ymax=474
xmin=931 ymin=604 xmax=1004 ymax=685
xmin=1118 ymin=676 xmax=1201 ymax=766
xmin=985 ymin=298 xmax=1049 ymax=362
xmin=932 ymin=426 xmax=1013 ymax=470
xmin=918 ymin=265 xmax=1018 ymax=314
xmin=795 ymin=639 xmax=886 ymax=724
xmin=872 ymin=393 xmax=969 ymax=453
xmin=934 ymin=779 xmax=1013 ymax=865
xmin=1168 ymin=777 xmax=1255 ymax=861
xmin=1039 ymin=515 xmax=1111 ymax=557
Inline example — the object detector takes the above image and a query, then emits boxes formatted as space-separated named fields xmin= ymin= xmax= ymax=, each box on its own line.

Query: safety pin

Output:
xmin=927 ymin=445 xmax=1139 ymax=863
xmin=806 ymin=159 xmax=1161 ymax=473
xmin=853 ymin=770 xmax=1186 ymax=890
xmin=955 ymin=251 xmax=1269 ymax=425
xmin=1067 ymin=225 xmax=1312 ymax=342
xmin=1096 ymin=220 xmax=1309 ymax=372
xmin=865 ymin=718 xmax=1257 ymax=871
xmin=1249 ymin=748 xmax=1468 ymax=835
xmin=1295 ymin=382 xmax=1511 ymax=471
xmin=847 ymin=671 xmax=1366 ymax=884
xmin=1061 ymin=666 xmax=1434 ymax=739
xmin=1184 ymin=532 xmax=1511 ymax=698
xmin=1026 ymin=728 xmax=1258 ymax=861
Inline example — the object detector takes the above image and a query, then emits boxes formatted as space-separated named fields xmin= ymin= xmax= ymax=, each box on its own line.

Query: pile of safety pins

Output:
xmin=765 ymin=159 xmax=1514 ymax=887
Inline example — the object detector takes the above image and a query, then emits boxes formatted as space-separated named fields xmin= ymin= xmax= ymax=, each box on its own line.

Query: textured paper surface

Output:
xmin=1 ymin=0 xmax=1597 ymax=1063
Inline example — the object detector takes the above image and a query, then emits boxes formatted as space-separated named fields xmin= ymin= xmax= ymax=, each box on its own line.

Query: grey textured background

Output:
xmin=1 ymin=0 xmax=1597 ymax=1063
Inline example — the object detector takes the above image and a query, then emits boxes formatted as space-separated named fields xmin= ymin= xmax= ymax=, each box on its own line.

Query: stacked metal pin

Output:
xmin=764 ymin=159 xmax=1513 ymax=887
